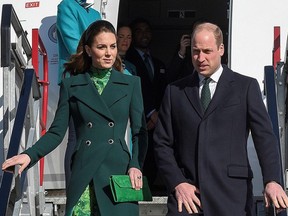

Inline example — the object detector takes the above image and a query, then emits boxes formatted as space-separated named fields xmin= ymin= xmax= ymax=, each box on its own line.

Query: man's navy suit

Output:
xmin=126 ymin=46 xmax=167 ymax=192
xmin=154 ymin=65 xmax=282 ymax=215
xmin=125 ymin=47 xmax=167 ymax=115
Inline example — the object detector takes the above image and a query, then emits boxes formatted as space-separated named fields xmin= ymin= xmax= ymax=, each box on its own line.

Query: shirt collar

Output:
xmin=198 ymin=65 xmax=223 ymax=84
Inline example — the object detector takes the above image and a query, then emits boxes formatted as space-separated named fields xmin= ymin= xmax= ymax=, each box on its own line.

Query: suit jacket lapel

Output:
xmin=204 ymin=66 xmax=235 ymax=117
xmin=129 ymin=47 xmax=153 ymax=83
xmin=69 ymin=73 xmax=114 ymax=121
xmin=184 ymin=72 xmax=203 ymax=117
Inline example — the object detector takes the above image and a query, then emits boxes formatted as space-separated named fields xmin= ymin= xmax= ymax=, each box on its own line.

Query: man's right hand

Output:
xmin=175 ymin=182 xmax=202 ymax=214
xmin=178 ymin=34 xmax=191 ymax=58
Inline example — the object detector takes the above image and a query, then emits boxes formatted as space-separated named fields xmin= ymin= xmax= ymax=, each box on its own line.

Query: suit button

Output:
xmin=108 ymin=139 xmax=114 ymax=144
xmin=87 ymin=122 xmax=93 ymax=128
xmin=108 ymin=122 xmax=114 ymax=127
xmin=86 ymin=140 xmax=92 ymax=146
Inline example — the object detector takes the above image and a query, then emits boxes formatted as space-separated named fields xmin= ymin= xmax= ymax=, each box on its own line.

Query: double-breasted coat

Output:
xmin=153 ymin=65 xmax=282 ymax=216
xmin=24 ymin=70 xmax=148 ymax=215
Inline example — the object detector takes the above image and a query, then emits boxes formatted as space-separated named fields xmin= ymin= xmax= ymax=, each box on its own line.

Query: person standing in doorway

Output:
xmin=126 ymin=18 xmax=167 ymax=194
xmin=117 ymin=24 xmax=137 ymax=76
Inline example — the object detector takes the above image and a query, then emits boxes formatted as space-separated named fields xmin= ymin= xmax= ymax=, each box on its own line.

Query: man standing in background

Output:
xmin=126 ymin=17 xmax=167 ymax=194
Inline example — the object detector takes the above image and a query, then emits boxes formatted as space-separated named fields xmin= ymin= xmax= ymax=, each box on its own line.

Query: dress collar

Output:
xmin=89 ymin=67 xmax=112 ymax=79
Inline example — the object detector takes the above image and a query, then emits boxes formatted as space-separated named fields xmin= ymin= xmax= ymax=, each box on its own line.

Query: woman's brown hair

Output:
xmin=63 ymin=20 xmax=123 ymax=77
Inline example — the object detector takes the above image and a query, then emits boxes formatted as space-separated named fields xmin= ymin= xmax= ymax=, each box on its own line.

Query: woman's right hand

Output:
xmin=2 ymin=154 xmax=31 ymax=175
xmin=128 ymin=167 xmax=143 ymax=190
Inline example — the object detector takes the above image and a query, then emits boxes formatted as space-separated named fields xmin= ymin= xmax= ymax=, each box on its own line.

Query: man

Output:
xmin=125 ymin=18 xmax=167 ymax=193
xmin=56 ymin=0 xmax=101 ymax=188
xmin=167 ymin=34 xmax=194 ymax=83
xmin=153 ymin=22 xmax=288 ymax=215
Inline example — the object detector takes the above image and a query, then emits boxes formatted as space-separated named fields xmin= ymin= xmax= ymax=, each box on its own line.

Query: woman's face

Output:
xmin=85 ymin=32 xmax=117 ymax=69
xmin=117 ymin=26 xmax=132 ymax=55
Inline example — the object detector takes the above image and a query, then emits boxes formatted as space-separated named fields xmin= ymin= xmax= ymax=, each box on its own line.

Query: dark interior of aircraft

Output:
xmin=117 ymin=0 xmax=230 ymax=195
xmin=117 ymin=0 xmax=229 ymax=67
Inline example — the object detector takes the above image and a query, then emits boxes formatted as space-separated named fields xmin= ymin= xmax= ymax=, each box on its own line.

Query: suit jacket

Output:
xmin=166 ymin=49 xmax=194 ymax=83
xmin=153 ymin=65 xmax=282 ymax=216
xmin=56 ymin=0 xmax=101 ymax=83
xmin=24 ymin=70 xmax=148 ymax=215
xmin=125 ymin=47 xmax=167 ymax=117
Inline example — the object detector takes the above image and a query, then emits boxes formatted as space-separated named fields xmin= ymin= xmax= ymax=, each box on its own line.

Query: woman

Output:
xmin=2 ymin=20 xmax=148 ymax=215
xmin=117 ymin=24 xmax=137 ymax=75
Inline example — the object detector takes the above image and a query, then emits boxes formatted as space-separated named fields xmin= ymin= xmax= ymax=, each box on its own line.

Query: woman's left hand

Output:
xmin=128 ymin=167 xmax=143 ymax=190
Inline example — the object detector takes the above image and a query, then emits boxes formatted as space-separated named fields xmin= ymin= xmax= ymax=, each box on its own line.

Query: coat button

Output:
xmin=108 ymin=122 xmax=114 ymax=127
xmin=86 ymin=140 xmax=92 ymax=146
xmin=87 ymin=122 xmax=93 ymax=128
xmin=108 ymin=139 xmax=114 ymax=144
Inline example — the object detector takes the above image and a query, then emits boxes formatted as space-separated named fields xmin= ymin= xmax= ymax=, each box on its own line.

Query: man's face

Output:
xmin=191 ymin=29 xmax=224 ymax=77
xmin=133 ymin=22 xmax=152 ymax=49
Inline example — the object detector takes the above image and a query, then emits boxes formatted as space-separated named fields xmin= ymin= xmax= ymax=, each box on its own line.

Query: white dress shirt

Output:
xmin=198 ymin=65 xmax=223 ymax=99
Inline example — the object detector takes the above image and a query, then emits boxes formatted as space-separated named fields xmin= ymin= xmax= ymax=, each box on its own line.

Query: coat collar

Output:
xmin=184 ymin=65 xmax=236 ymax=118
xmin=69 ymin=69 xmax=129 ymax=121
xmin=204 ymin=65 xmax=236 ymax=117
xmin=184 ymin=72 xmax=203 ymax=117
xmin=101 ymin=70 xmax=129 ymax=108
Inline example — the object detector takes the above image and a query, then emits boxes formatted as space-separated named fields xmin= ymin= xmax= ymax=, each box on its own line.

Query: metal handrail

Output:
xmin=273 ymin=26 xmax=281 ymax=71
xmin=32 ymin=28 xmax=49 ymax=187
xmin=0 ymin=68 xmax=36 ymax=216
xmin=1 ymin=4 xmax=32 ymax=67
xmin=0 ymin=4 xmax=42 ymax=215
xmin=263 ymin=27 xmax=287 ymax=216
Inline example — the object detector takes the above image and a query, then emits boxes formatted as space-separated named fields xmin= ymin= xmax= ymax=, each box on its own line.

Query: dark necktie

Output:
xmin=143 ymin=53 xmax=154 ymax=81
xmin=201 ymin=77 xmax=212 ymax=111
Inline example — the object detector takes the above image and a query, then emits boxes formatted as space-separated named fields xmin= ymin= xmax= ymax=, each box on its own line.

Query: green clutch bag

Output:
xmin=109 ymin=175 xmax=153 ymax=202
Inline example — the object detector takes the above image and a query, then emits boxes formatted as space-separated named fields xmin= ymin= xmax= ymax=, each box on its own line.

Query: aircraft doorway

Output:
xmin=117 ymin=0 xmax=230 ymax=196
xmin=117 ymin=0 xmax=229 ymax=67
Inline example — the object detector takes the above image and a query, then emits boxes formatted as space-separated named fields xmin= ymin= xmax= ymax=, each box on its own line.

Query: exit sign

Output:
xmin=25 ymin=1 xmax=40 ymax=8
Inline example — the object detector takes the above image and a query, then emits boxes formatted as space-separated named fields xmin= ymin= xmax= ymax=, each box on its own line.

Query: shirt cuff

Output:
xmin=178 ymin=51 xmax=185 ymax=59
xmin=146 ymin=109 xmax=156 ymax=118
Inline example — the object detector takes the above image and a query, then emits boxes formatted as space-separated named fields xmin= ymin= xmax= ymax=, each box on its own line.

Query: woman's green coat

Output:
xmin=24 ymin=69 xmax=148 ymax=215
